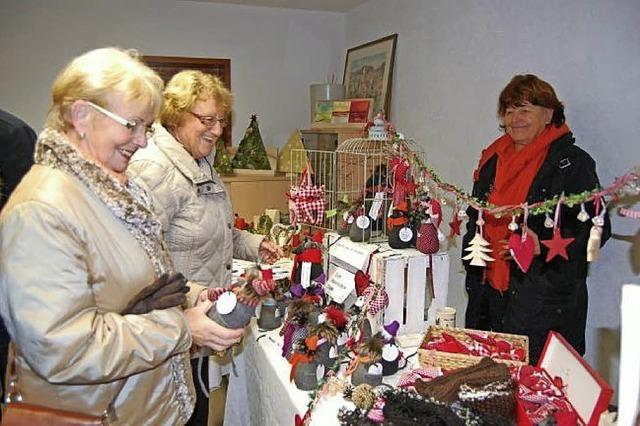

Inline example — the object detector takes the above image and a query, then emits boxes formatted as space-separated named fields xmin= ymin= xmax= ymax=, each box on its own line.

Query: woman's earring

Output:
xmin=79 ymin=132 xmax=86 ymax=140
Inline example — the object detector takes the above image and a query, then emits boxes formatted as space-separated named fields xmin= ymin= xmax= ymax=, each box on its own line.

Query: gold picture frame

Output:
xmin=343 ymin=34 xmax=397 ymax=118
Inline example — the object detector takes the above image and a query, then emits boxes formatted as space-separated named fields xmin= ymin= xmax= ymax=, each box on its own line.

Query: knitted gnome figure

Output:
xmin=207 ymin=267 xmax=275 ymax=329
xmin=308 ymin=317 xmax=340 ymax=371
xmin=387 ymin=210 xmax=414 ymax=249
xmin=280 ymin=299 xmax=315 ymax=360
xmin=290 ymin=335 xmax=323 ymax=391
xmin=349 ymin=207 xmax=372 ymax=243
xmin=324 ymin=305 xmax=350 ymax=352
xmin=349 ymin=337 xmax=384 ymax=387
xmin=379 ymin=321 xmax=404 ymax=376
xmin=290 ymin=233 xmax=326 ymax=299
xmin=256 ymin=268 xmax=282 ymax=330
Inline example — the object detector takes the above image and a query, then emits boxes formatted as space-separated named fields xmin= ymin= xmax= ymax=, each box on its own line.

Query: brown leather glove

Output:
xmin=121 ymin=273 xmax=189 ymax=315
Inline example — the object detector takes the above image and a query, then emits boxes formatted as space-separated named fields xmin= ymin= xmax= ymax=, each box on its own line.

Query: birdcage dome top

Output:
xmin=335 ymin=137 xmax=391 ymax=154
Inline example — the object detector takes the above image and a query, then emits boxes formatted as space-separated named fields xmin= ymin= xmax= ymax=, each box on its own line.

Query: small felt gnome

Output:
xmin=324 ymin=305 xmax=350 ymax=351
xmin=348 ymin=337 xmax=384 ymax=387
xmin=207 ymin=267 xmax=275 ymax=329
xmin=290 ymin=335 xmax=323 ymax=391
xmin=290 ymin=232 xmax=326 ymax=299
xmin=280 ymin=299 xmax=315 ymax=360
xmin=258 ymin=269 xmax=282 ymax=330
xmin=379 ymin=321 xmax=403 ymax=376
xmin=308 ymin=317 xmax=341 ymax=371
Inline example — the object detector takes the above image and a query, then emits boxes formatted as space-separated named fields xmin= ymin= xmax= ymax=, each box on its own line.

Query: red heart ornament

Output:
xmin=354 ymin=270 xmax=370 ymax=296
xmin=508 ymin=233 xmax=535 ymax=273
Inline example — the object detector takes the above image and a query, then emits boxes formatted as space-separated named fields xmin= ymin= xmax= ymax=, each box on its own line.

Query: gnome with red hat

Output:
xmin=289 ymin=231 xmax=326 ymax=299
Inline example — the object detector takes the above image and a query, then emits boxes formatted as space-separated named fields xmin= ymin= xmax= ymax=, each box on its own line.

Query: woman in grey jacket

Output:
xmin=129 ymin=70 xmax=282 ymax=426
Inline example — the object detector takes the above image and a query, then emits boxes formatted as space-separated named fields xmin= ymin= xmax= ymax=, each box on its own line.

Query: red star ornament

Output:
xmin=448 ymin=215 xmax=462 ymax=237
xmin=541 ymin=228 xmax=575 ymax=262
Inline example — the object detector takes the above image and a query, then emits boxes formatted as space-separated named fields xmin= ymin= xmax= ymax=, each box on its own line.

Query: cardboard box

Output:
xmin=518 ymin=331 xmax=613 ymax=426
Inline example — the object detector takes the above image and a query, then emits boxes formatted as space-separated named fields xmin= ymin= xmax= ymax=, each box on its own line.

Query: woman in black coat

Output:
xmin=463 ymin=74 xmax=611 ymax=364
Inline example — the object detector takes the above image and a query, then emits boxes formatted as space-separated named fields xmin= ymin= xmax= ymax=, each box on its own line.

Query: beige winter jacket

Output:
xmin=129 ymin=124 xmax=263 ymax=288
xmin=0 ymin=130 xmax=198 ymax=425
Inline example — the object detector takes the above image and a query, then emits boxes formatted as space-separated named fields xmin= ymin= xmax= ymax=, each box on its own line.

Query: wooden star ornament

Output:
xmin=448 ymin=214 xmax=462 ymax=237
xmin=541 ymin=228 xmax=575 ymax=262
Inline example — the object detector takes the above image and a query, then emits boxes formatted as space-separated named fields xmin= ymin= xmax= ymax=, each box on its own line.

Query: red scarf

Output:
xmin=474 ymin=123 xmax=570 ymax=291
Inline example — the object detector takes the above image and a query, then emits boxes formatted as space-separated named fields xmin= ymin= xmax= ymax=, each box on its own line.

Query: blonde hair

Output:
xmin=46 ymin=47 xmax=164 ymax=131
xmin=160 ymin=70 xmax=233 ymax=129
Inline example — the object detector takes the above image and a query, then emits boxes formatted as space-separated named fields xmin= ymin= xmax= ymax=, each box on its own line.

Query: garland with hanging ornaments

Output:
xmin=379 ymin=130 xmax=640 ymax=265
xmin=388 ymin=133 xmax=640 ymax=264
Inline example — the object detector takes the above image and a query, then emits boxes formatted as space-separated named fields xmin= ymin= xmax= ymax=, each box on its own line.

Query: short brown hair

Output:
xmin=498 ymin=74 xmax=565 ymax=127
xmin=160 ymin=70 xmax=233 ymax=130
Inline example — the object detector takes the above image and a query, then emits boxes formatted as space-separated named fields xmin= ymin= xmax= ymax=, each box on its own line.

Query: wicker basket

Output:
xmin=418 ymin=325 xmax=529 ymax=369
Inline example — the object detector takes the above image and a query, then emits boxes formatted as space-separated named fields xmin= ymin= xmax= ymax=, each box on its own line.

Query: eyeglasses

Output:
xmin=86 ymin=101 xmax=155 ymax=139
xmin=188 ymin=111 xmax=228 ymax=129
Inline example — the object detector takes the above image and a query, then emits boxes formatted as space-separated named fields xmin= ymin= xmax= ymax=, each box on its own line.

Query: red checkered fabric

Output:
xmin=288 ymin=184 xmax=326 ymax=225
xmin=363 ymin=285 xmax=389 ymax=316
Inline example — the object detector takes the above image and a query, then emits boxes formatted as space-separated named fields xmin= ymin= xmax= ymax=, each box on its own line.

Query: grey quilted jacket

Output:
xmin=129 ymin=123 xmax=263 ymax=287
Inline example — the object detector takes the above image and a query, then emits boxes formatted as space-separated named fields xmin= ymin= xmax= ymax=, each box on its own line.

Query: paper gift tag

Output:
xmin=368 ymin=192 xmax=384 ymax=219
xmin=301 ymin=262 xmax=312 ymax=288
xmin=216 ymin=291 xmax=237 ymax=315
xmin=399 ymin=227 xmax=413 ymax=242
xmin=337 ymin=332 xmax=348 ymax=346
xmin=356 ymin=215 xmax=370 ymax=229
xmin=382 ymin=343 xmax=400 ymax=362
xmin=508 ymin=233 xmax=535 ymax=273
xmin=316 ymin=364 xmax=325 ymax=381
xmin=329 ymin=345 xmax=339 ymax=359
xmin=368 ymin=363 xmax=383 ymax=375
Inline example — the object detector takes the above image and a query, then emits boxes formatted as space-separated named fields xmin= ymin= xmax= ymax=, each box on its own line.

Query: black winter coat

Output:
xmin=463 ymin=132 xmax=611 ymax=364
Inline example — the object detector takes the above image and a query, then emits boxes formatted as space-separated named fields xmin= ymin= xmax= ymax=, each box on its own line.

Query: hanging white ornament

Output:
xmin=508 ymin=215 xmax=519 ymax=232
xmin=591 ymin=214 xmax=605 ymax=227
xmin=457 ymin=208 xmax=468 ymax=219
xmin=577 ymin=203 xmax=590 ymax=222
xmin=462 ymin=209 xmax=494 ymax=267
xmin=544 ymin=212 xmax=555 ymax=228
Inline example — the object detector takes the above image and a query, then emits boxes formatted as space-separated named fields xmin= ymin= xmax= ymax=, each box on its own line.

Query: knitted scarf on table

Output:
xmin=473 ymin=123 xmax=570 ymax=292
xmin=34 ymin=128 xmax=195 ymax=423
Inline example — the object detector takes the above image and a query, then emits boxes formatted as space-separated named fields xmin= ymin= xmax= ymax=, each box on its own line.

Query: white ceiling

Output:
xmin=177 ymin=0 xmax=369 ymax=12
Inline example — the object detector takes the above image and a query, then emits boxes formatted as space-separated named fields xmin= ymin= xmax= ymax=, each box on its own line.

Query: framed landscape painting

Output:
xmin=342 ymin=34 xmax=397 ymax=118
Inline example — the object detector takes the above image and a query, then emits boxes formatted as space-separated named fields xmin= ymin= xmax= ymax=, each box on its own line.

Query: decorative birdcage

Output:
xmin=289 ymin=134 xmax=420 ymax=241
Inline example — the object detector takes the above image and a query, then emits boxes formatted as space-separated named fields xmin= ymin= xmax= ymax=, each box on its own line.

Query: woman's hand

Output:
xmin=258 ymin=239 xmax=284 ymax=264
xmin=183 ymin=300 xmax=245 ymax=351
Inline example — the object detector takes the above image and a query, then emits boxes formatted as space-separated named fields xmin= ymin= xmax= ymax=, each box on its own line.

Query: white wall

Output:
xmin=0 ymin=0 xmax=345 ymax=148
xmin=347 ymin=0 xmax=640 ymax=399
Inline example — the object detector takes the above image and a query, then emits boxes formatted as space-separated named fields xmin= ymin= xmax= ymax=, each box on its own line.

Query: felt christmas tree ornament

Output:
xmin=212 ymin=137 xmax=233 ymax=175
xmin=462 ymin=210 xmax=495 ymax=267
xmin=231 ymin=113 xmax=271 ymax=170
xmin=277 ymin=130 xmax=307 ymax=173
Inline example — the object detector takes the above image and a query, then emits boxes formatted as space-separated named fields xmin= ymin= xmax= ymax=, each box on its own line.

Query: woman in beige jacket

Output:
xmin=0 ymin=47 xmax=243 ymax=425
xmin=129 ymin=70 xmax=283 ymax=426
